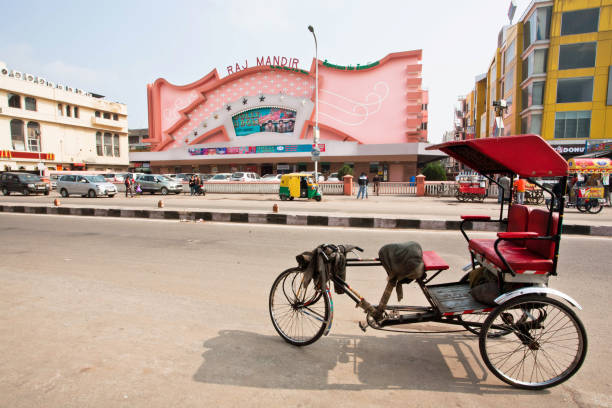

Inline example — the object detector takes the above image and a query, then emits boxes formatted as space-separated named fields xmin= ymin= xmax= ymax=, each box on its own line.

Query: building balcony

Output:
xmin=91 ymin=116 xmax=125 ymax=130
xmin=405 ymin=64 xmax=422 ymax=74
xmin=405 ymin=90 xmax=422 ymax=100
xmin=406 ymin=77 xmax=422 ymax=87
xmin=406 ymin=117 xmax=422 ymax=128
xmin=406 ymin=105 xmax=422 ymax=114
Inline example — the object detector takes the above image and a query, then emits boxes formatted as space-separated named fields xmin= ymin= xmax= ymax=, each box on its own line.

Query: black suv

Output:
xmin=0 ymin=172 xmax=50 ymax=196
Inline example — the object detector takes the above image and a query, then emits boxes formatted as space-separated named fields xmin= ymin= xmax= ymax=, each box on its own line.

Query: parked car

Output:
xmin=231 ymin=172 xmax=260 ymax=182
xmin=261 ymin=174 xmax=283 ymax=182
xmin=135 ymin=174 xmax=183 ymax=195
xmin=207 ymin=173 xmax=232 ymax=182
xmin=199 ymin=173 xmax=214 ymax=181
xmin=0 ymin=172 xmax=50 ymax=196
xmin=49 ymin=174 xmax=59 ymax=190
xmin=327 ymin=172 xmax=340 ymax=182
xmin=57 ymin=174 xmax=117 ymax=198
xmin=102 ymin=173 xmax=125 ymax=182
xmin=175 ymin=173 xmax=195 ymax=181
xmin=163 ymin=174 xmax=177 ymax=179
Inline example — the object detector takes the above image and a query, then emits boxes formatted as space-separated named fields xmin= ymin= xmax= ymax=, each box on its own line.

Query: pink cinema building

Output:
xmin=133 ymin=50 xmax=438 ymax=181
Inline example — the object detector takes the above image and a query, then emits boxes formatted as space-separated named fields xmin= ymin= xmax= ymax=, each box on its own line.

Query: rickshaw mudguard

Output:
xmin=323 ymin=287 xmax=334 ymax=336
xmin=494 ymin=287 xmax=582 ymax=310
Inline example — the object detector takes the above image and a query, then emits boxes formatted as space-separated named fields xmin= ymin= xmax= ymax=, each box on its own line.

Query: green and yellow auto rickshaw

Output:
xmin=279 ymin=173 xmax=322 ymax=201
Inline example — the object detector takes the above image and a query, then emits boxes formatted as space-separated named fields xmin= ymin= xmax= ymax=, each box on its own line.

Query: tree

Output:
xmin=422 ymin=161 xmax=447 ymax=181
xmin=337 ymin=164 xmax=353 ymax=180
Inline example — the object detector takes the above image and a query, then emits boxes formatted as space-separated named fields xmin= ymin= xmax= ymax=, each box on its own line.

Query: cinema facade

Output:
xmin=132 ymin=50 xmax=441 ymax=181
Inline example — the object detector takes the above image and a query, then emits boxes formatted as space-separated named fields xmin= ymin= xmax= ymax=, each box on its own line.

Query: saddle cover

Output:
xmin=296 ymin=245 xmax=349 ymax=294
xmin=378 ymin=242 xmax=424 ymax=301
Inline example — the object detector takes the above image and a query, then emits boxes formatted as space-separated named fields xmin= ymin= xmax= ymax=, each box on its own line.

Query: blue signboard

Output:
xmin=232 ymin=107 xmax=296 ymax=136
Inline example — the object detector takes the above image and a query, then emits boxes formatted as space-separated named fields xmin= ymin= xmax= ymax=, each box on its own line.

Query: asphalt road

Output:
xmin=2 ymin=192 xmax=612 ymax=226
xmin=0 ymin=214 xmax=610 ymax=407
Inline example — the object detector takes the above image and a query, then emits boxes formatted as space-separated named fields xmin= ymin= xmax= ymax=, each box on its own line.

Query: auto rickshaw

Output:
xmin=279 ymin=173 xmax=322 ymax=201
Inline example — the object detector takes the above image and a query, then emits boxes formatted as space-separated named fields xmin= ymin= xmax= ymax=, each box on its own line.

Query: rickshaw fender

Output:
xmin=494 ymin=287 xmax=582 ymax=310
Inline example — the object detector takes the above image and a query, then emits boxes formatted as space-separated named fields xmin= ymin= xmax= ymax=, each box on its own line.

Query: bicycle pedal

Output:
xmin=358 ymin=321 xmax=368 ymax=332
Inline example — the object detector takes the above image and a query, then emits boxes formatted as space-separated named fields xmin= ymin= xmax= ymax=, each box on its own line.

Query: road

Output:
xmin=2 ymin=192 xmax=612 ymax=226
xmin=0 ymin=214 xmax=610 ymax=407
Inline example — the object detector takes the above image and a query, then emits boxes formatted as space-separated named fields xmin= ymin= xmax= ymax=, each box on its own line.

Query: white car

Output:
xmin=57 ymin=174 xmax=117 ymax=198
xmin=231 ymin=172 xmax=260 ymax=182
xmin=261 ymin=174 xmax=282 ymax=182
xmin=207 ymin=173 xmax=232 ymax=182
xmin=327 ymin=172 xmax=340 ymax=182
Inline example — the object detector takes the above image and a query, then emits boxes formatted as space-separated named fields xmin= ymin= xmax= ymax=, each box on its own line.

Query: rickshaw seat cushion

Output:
xmin=460 ymin=215 xmax=491 ymax=221
xmin=507 ymin=204 xmax=530 ymax=246
xmin=470 ymin=242 xmax=554 ymax=273
xmin=497 ymin=232 xmax=538 ymax=239
xmin=422 ymin=251 xmax=449 ymax=271
xmin=525 ymin=209 xmax=559 ymax=259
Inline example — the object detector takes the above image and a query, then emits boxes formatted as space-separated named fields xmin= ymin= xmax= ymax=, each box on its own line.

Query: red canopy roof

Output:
xmin=427 ymin=135 xmax=569 ymax=178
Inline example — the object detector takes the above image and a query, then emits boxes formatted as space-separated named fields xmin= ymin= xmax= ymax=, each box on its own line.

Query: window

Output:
xmin=74 ymin=106 xmax=79 ymax=118
xmin=522 ymin=49 xmax=548 ymax=80
xmin=8 ymin=93 xmax=21 ymax=108
xmin=503 ymin=67 xmax=514 ymax=96
xmin=25 ymin=97 xmax=36 ymax=111
xmin=521 ymin=113 xmax=543 ymax=135
xmin=27 ymin=122 xmax=41 ymax=152
xmin=103 ymin=112 xmax=111 ymax=119
xmin=555 ymin=111 xmax=591 ymax=138
xmin=489 ymin=64 xmax=497 ymax=106
xmin=58 ymin=103 xmax=63 ymax=116
xmin=523 ymin=6 xmax=552 ymax=48
xmin=561 ymin=8 xmax=599 ymax=36
xmin=521 ymin=81 xmax=545 ymax=110
xmin=96 ymin=132 xmax=103 ymax=156
xmin=95 ymin=111 xmax=101 ymax=118
xmin=559 ymin=42 xmax=596 ymax=70
xmin=128 ymin=135 xmax=140 ymax=144
xmin=503 ymin=40 xmax=516 ymax=72
xmin=113 ymin=113 xmax=118 ymax=121
xmin=113 ymin=134 xmax=120 ymax=156
xmin=10 ymin=119 xmax=25 ymax=150
xmin=557 ymin=77 xmax=593 ymax=103
xmin=104 ymin=132 xmax=112 ymax=156
xmin=66 ymin=105 xmax=71 ymax=117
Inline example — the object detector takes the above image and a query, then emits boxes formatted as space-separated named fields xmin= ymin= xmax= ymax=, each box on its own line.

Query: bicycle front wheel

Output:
xmin=479 ymin=295 xmax=587 ymax=390
xmin=269 ymin=267 xmax=331 ymax=346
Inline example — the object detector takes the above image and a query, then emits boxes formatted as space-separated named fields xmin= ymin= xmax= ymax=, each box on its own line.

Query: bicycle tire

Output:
xmin=269 ymin=267 xmax=330 ymax=346
xmin=587 ymin=201 xmax=603 ymax=214
xmin=479 ymin=295 xmax=587 ymax=390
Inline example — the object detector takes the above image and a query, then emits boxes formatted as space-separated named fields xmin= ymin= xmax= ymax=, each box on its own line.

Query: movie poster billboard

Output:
xmin=232 ymin=108 xmax=296 ymax=136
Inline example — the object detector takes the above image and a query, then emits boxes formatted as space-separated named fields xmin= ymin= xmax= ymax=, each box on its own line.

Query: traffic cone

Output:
xmin=272 ymin=203 xmax=279 ymax=213
xmin=53 ymin=198 xmax=61 ymax=206
xmin=158 ymin=200 xmax=164 ymax=208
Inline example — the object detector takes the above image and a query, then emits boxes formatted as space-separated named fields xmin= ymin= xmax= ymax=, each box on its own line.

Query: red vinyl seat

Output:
xmin=469 ymin=207 xmax=558 ymax=274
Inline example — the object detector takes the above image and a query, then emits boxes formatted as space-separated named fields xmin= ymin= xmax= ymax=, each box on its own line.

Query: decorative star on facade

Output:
xmin=226 ymin=105 xmax=232 ymax=111
xmin=213 ymin=114 xmax=219 ymax=119
xmin=242 ymin=98 xmax=248 ymax=105
xmin=203 ymin=122 xmax=207 ymax=128
xmin=259 ymin=95 xmax=265 ymax=102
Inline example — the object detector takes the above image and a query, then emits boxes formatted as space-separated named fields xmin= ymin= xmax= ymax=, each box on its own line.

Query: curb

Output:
xmin=1 ymin=204 xmax=610 ymax=237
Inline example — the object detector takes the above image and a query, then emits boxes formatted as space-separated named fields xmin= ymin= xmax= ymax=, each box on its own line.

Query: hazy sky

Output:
xmin=0 ymin=0 xmax=532 ymax=143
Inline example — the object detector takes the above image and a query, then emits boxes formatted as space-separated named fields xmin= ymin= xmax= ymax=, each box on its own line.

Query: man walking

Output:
xmin=124 ymin=175 xmax=133 ymax=198
xmin=373 ymin=173 xmax=380 ymax=196
xmin=356 ymin=172 xmax=368 ymax=199
xmin=498 ymin=175 xmax=510 ymax=203
xmin=515 ymin=176 xmax=526 ymax=204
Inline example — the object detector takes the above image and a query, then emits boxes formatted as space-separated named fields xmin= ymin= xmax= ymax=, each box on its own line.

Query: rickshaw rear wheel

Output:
xmin=315 ymin=196 xmax=321 ymax=202
xmin=479 ymin=295 xmax=587 ymax=390
xmin=280 ymin=195 xmax=287 ymax=201
xmin=289 ymin=196 xmax=294 ymax=201
xmin=576 ymin=203 xmax=588 ymax=212
xmin=269 ymin=267 xmax=331 ymax=346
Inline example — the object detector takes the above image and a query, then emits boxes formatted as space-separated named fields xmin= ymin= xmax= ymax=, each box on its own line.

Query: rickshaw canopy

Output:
xmin=427 ymin=134 xmax=569 ymax=178
xmin=568 ymin=157 xmax=612 ymax=173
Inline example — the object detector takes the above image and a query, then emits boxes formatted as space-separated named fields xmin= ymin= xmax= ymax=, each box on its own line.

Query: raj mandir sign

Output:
xmin=227 ymin=56 xmax=300 ymax=76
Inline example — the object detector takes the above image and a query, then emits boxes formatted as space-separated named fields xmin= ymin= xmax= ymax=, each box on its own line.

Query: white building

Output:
xmin=0 ymin=61 xmax=129 ymax=172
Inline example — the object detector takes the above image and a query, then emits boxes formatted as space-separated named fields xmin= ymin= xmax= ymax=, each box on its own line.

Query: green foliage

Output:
xmin=337 ymin=164 xmax=353 ymax=180
xmin=422 ymin=161 xmax=447 ymax=181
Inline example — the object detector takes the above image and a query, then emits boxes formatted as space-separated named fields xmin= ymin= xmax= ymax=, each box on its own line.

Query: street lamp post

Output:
xmin=308 ymin=25 xmax=319 ymax=182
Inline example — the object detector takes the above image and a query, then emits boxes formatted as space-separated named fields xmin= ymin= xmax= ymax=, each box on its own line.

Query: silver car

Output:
xmin=135 ymin=174 xmax=183 ymax=195
xmin=57 ymin=174 xmax=117 ymax=198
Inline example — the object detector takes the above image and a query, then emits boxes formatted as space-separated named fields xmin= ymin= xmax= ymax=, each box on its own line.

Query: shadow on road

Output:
xmin=193 ymin=329 xmax=541 ymax=394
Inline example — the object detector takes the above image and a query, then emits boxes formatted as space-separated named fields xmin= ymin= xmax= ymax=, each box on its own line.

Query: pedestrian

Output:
xmin=189 ymin=175 xmax=196 ymax=196
xmin=356 ymin=172 xmax=368 ymax=199
xmin=194 ymin=174 xmax=201 ymax=195
xmin=373 ymin=174 xmax=380 ymax=196
xmin=603 ymin=171 xmax=610 ymax=206
xmin=515 ymin=176 xmax=526 ymax=204
xmin=124 ymin=175 xmax=133 ymax=197
xmin=497 ymin=174 xmax=510 ymax=203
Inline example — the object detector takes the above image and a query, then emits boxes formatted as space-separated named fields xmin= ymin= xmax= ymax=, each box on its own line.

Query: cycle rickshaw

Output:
xmin=269 ymin=135 xmax=587 ymax=390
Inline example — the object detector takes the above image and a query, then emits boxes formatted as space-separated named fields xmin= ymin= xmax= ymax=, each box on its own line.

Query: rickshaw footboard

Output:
xmin=425 ymin=282 xmax=494 ymax=315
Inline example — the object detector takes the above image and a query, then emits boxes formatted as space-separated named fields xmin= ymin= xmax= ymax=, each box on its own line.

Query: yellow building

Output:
xmin=0 ymin=61 xmax=129 ymax=172
xmin=459 ymin=0 xmax=612 ymax=157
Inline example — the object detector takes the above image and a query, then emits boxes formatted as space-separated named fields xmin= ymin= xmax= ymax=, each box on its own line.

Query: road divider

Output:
xmin=0 ymin=204 xmax=610 ymax=237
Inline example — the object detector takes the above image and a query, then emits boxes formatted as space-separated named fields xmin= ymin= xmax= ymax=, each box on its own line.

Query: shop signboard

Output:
xmin=188 ymin=143 xmax=325 ymax=156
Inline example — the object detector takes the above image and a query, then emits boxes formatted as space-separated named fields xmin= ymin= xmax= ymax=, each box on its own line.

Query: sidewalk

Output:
xmin=1 ymin=194 xmax=611 ymax=236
